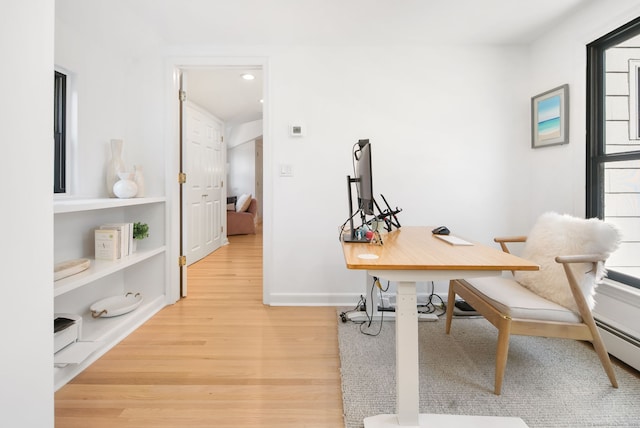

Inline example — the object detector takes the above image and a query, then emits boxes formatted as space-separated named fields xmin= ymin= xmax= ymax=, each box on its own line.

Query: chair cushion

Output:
xmin=513 ymin=212 xmax=620 ymax=312
xmin=460 ymin=276 xmax=582 ymax=323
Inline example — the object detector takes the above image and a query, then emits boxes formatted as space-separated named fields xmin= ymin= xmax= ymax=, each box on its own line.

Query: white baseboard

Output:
xmin=268 ymin=293 xmax=362 ymax=306
xmin=267 ymin=292 xmax=449 ymax=307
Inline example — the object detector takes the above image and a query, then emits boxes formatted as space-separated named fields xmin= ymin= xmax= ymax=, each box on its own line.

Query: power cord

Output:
xmin=417 ymin=281 xmax=446 ymax=316
xmin=359 ymin=276 xmax=384 ymax=337
xmin=339 ymin=277 xmax=385 ymax=337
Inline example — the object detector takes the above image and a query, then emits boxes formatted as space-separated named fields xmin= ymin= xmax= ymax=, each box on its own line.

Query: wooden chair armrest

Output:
xmin=494 ymin=236 xmax=527 ymax=254
xmin=555 ymin=254 xmax=606 ymax=264
xmin=555 ymin=254 xmax=607 ymax=320
xmin=494 ymin=236 xmax=527 ymax=243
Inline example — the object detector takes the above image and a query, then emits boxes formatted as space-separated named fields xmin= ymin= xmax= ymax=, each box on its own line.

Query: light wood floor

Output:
xmin=55 ymin=228 xmax=345 ymax=427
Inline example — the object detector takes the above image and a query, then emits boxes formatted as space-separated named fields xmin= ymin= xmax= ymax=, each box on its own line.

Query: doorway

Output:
xmin=175 ymin=63 xmax=266 ymax=298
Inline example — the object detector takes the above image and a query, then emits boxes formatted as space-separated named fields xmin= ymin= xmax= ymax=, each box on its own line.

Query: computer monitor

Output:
xmin=343 ymin=139 xmax=375 ymax=243
xmin=354 ymin=139 xmax=374 ymax=215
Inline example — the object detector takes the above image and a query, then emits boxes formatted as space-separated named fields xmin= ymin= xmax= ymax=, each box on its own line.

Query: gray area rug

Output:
xmin=338 ymin=315 xmax=640 ymax=428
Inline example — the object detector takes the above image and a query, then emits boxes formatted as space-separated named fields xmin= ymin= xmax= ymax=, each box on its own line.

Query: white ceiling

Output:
xmin=122 ymin=0 xmax=591 ymax=46
xmin=56 ymin=0 xmax=593 ymax=123
xmin=184 ymin=68 xmax=263 ymax=124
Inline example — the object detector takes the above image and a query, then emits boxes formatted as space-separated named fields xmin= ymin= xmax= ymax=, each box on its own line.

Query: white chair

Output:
xmin=445 ymin=212 xmax=620 ymax=395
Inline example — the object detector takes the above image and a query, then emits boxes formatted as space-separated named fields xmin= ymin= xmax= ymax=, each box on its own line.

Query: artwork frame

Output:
xmin=531 ymin=84 xmax=569 ymax=148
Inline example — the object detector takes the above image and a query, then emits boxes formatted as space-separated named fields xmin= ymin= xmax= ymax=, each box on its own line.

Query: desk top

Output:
xmin=341 ymin=226 xmax=539 ymax=272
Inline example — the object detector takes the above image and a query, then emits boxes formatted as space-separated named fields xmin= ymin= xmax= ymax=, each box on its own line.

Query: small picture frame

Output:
xmin=531 ymin=84 xmax=569 ymax=148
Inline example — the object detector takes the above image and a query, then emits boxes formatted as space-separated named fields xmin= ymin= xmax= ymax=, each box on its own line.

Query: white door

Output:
xmin=185 ymin=101 xmax=224 ymax=266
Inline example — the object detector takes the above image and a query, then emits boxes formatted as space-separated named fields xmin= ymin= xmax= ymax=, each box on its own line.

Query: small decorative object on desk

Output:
xmin=106 ymin=139 xmax=126 ymax=197
xmin=133 ymin=165 xmax=145 ymax=197
xmin=131 ymin=222 xmax=149 ymax=253
xmin=113 ymin=171 xmax=138 ymax=198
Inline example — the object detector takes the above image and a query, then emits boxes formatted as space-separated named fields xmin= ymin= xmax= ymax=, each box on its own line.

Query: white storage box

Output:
xmin=54 ymin=313 xmax=82 ymax=354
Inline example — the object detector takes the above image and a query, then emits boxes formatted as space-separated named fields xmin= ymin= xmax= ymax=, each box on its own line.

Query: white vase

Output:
xmin=131 ymin=239 xmax=138 ymax=253
xmin=113 ymin=172 xmax=138 ymax=198
xmin=106 ymin=139 xmax=126 ymax=197
xmin=133 ymin=165 xmax=145 ymax=198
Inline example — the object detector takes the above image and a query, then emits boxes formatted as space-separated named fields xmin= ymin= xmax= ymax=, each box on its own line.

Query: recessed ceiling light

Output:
xmin=241 ymin=73 xmax=255 ymax=80
xmin=259 ymin=99 xmax=264 ymax=103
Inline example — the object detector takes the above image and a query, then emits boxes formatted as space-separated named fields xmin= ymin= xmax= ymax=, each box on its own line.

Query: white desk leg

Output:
xmin=396 ymin=281 xmax=419 ymax=426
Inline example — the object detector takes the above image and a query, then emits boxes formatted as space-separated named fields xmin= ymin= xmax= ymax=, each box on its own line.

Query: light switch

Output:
xmin=280 ymin=164 xmax=293 ymax=177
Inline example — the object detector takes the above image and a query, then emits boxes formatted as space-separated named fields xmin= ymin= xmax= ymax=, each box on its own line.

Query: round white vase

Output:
xmin=113 ymin=172 xmax=138 ymax=198
xmin=106 ymin=139 xmax=126 ymax=198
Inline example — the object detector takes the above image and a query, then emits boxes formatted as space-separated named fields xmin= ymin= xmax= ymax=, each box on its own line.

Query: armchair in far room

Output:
xmin=445 ymin=212 xmax=621 ymax=395
xmin=227 ymin=194 xmax=257 ymax=236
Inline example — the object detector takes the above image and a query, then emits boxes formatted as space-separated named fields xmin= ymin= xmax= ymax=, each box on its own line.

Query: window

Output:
xmin=587 ymin=17 xmax=640 ymax=289
xmin=54 ymin=71 xmax=66 ymax=194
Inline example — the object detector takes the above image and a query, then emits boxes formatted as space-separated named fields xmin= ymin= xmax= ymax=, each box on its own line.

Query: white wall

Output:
xmin=266 ymin=45 xmax=532 ymax=303
xmin=55 ymin=17 xmax=165 ymax=198
xmin=0 ymin=1 xmax=54 ymax=427
xmin=228 ymin=119 xmax=263 ymax=149
xmin=228 ymin=140 xmax=257 ymax=198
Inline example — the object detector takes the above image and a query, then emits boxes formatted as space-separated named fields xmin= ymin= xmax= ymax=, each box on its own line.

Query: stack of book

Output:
xmin=95 ymin=223 xmax=134 ymax=261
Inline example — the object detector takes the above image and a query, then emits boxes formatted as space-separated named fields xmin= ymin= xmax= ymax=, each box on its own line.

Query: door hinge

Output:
xmin=179 ymin=90 xmax=187 ymax=102
xmin=179 ymin=255 xmax=187 ymax=267
xmin=178 ymin=172 xmax=186 ymax=184
xmin=221 ymin=135 xmax=224 ymax=142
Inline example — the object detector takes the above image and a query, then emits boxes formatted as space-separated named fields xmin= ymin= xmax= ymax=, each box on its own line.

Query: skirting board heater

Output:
xmin=596 ymin=318 xmax=640 ymax=372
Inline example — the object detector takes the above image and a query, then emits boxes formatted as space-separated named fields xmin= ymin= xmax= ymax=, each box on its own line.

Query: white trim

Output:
xmin=269 ymin=293 xmax=364 ymax=306
xmin=267 ymin=292 xmax=450 ymax=307
xmin=597 ymin=278 xmax=640 ymax=308
xmin=628 ymin=59 xmax=640 ymax=140
xmin=164 ymin=56 xmax=271 ymax=305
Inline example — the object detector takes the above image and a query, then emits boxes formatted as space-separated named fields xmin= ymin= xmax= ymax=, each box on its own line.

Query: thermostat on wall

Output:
xmin=289 ymin=124 xmax=305 ymax=136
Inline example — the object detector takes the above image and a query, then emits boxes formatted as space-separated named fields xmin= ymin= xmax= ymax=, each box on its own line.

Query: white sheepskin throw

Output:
xmin=513 ymin=212 xmax=620 ymax=313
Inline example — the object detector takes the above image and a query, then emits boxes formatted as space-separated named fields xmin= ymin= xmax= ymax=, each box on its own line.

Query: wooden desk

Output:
xmin=341 ymin=226 xmax=538 ymax=428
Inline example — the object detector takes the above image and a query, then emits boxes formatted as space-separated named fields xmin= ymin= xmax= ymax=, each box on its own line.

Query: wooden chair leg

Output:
xmin=445 ymin=280 xmax=456 ymax=334
xmin=589 ymin=329 xmax=619 ymax=388
xmin=494 ymin=318 xmax=511 ymax=395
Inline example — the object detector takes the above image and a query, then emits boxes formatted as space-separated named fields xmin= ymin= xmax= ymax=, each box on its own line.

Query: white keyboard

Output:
xmin=434 ymin=234 xmax=473 ymax=246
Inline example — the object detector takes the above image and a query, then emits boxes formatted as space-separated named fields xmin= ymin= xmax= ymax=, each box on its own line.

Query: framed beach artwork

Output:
xmin=531 ymin=84 xmax=569 ymax=148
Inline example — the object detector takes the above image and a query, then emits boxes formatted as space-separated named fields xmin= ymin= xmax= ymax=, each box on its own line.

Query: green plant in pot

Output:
xmin=132 ymin=222 xmax=149 ymax=253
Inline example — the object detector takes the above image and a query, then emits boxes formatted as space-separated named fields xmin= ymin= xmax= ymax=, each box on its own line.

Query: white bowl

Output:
xmin=90 ymin=293 xmax=143 ymax=318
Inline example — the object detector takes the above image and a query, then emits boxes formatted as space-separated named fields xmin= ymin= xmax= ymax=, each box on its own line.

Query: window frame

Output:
xmin=587 ymin=17 xmax=640 ymax=290
xmin=54 ymin=70 xmax=67 ymax=194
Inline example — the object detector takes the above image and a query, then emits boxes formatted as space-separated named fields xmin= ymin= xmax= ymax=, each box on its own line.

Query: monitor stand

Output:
xmin=343 ymin=175 xmax=370 ymax=243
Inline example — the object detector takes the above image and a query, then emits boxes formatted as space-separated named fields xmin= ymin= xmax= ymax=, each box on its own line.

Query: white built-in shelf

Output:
xmin=80 ymin=294 xmax=166 ymax=342
xmin=53 ymin=294 xmax=166 ymax=391
xmin=54 ymin=247 xmax=166 ymax=297
xmin=54 ymin=196 xmax=166 ymax=214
